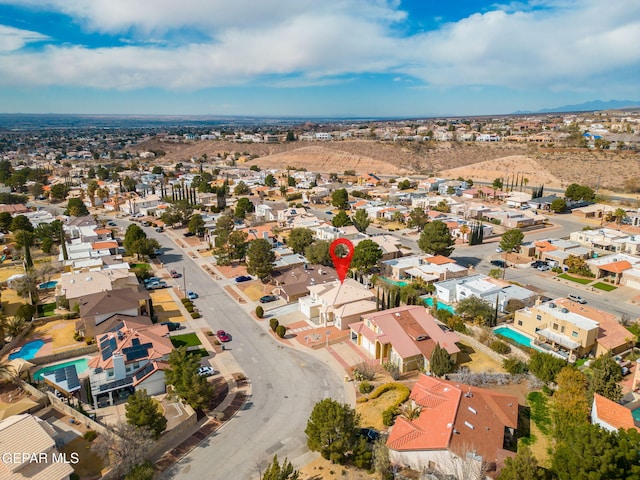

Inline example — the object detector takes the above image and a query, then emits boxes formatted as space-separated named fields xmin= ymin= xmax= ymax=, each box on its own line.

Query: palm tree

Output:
xmin=6 ymin=317 xmax=26 ymax=339
xmin=0 ymin=362 xmax=16 ymax=382
xmin=459 ymin=224 xmax=470 ymax=242
xmin=400 ymin=402 xmax=422 ymax=420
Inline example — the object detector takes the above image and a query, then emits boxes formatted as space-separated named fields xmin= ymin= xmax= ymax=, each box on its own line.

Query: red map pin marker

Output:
xmin=329 ymin=238 xmax=354 ymax=284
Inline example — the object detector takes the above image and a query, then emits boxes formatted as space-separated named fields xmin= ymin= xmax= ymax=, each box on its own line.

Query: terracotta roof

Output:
xmin=94 ymin=228 xmax=111 ymax=234
xmin=593 ymin=393 xmax=637 ymax=431
xmin=535 ymin=241 xmax=558 ymax=252
xmin=426 ymin=255 xmax=456 ymax=266
xmin=92 ymin=240 xmax=118 ymax=250
xmin=599 ymin=260 xmax=632 ymax=274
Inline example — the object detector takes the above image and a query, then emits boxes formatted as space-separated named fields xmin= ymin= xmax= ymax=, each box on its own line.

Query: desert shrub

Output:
xmin=356 ymin=397 xmax=369 ymax=403
xmin=352 ymin=363 xmax=376 ymax=381
xmin=85 ymin=337 xmax=94 ymax=345
xmin=255 ymin=306 xmax=264 ymax=318
xmin=359 ymin=381 xmax=374 ymax=394
xmin=382 ymin=362 xmax=400 ymax=380
xmin=185 ymin=303 xmax=194 ymax=313
xmin=490 ymin=340 xmax=511 ymax=355
xmin=275 ymin=324 xmax=286 ymax=338
xmin=190 ymin=311 xmax=201 ymax=319
xmin=16 ymin=304 xmax=35 ymax=322
xmin=270 ymin=318 xmax=279 ymax=332
xmin=382 ymin=408 xmax=397 ymax=426
xmin=181 ymin=297 xmax=191 ymax=305
xmin=83 ymin=430 xmax=98 ymax=442
xmin=503 ymin=357 xmax=528 ymax=374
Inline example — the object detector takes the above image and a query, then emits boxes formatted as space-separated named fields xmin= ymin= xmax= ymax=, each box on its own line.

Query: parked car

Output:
xmin=144 ymin=277 xmax=161 ymax=285
xmin=216 ymin=330 xmax=231 ymax=342
xmin=537 ymin=265 xmax=551 ymax=272
xmin=155 ymin=226 xmax=164 ymax=232
xmin=198 ymin=366 xmax=217 ymax=377
xmin=146 ymin=280 xmax=168 ymax=290
xmin=496 ymin=247 xmax=503 ymax=253
xmin=187 ymin=291 xmax=198 ymax=300
xmin=107 ymin=221 xmax=117 ymax=226
xmin=161 ymin=321 xmax=181 ymax=331
xmin=531 ymin=260 xmax=547 ymax=269
xmin=358 ymin=428 xmax=380 ymax=443
xmin=235 ymin=275 xmax=252 ymax=283
xmin=568 ymin=294 xmax=587 ymax=304
xmin=259 ymin=295 xmax=279 ymax=304
xmin=183 ymin=231 xmax=195 ymax=237
xmin=141 ymin=221 xmax=151 ymax=227
xmin=170 ymin=270 xmax=181 ymax=278
xmin=490 ymin=260 xmax=506 ymax=268
xmin=325 ymin=211 xmax=333 ymax=215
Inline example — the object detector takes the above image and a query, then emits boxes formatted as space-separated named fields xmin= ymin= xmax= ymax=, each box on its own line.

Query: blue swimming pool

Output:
xmin=38 ymin=280 xmax=58 ymax=290
xmin=381 ymin=277 xmax=409 ymax=287
xmin=423 ymin=297 xmax=456 ymax=314
xmin=8 ymin=339 xmax=45 ymax=360
xmin=632 ymin=408 xmax=640 ymax=423
xmin=34 ymin=358 xmax=89 ymax=381
xmin=495 ymin=326 xmax=532 ymax=348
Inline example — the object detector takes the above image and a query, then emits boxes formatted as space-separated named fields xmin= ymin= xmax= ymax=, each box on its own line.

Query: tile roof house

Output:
xmin=0 ymin=414 xmax=74 ymax=480
xmin=350 ymin=306 xmax=460 ymax=373
xmin=591 ymin=393 xmax=638 ymax=433
xmin=387 ymin=375 xmax=518 ymax=477
xmin=88 ymin=322 xmax=172 ymax=408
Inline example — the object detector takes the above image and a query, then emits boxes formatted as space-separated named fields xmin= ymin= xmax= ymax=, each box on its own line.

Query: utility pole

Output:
xmin=182 ymin=266 xmax=186 ymax=294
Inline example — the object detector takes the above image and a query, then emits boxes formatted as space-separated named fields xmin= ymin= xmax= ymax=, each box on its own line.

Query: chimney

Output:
xmin=112 ymin=353 xmax=126 ymax=380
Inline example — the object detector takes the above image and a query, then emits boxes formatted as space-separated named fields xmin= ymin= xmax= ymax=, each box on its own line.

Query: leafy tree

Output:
xmin=91 ymin=423 xmax=154 ymax=479
xmin=287 ymin=176 xmax=296 ymax=187
xmin=550 ymin=198 xmax=567 ymax=212
xmin=235 ymin=197 xmax=254 ymax=219
xmin=331 ymin=188 xmax=349 ymax=210
xmin=397 ymin=179 xmax=411 ymax=190
xmin=553 ymin=367 xmax=590 ymax=438
xmin=287 ymin=228 xmax=315 ymax=254
xmin=124 ymin=224 xmax=146 ymax=252
xmin=492 ymin=178 xmax=504 ymax=190
xmin=50 ymin=183 xmax=70 ymax=202
xmin=502 ymin=357 xmax=529 ymax=375
xmin=552 ymin=423 xmax=640 ymax=480
xmin=123 ymin=224 xmax=160 ymax=259
xmin=125 ymin=461 xmax=155 ymax=480
xmin=332 ymin=210 xmax=352 ymax=228
xmin=151 ymin=166 xmax=163 ymax=175
xmin=528 ymin=351 xmax=567 ymax=383
xmin=305 ymin=398 xmax=359 ymax=464
xmin=125 ymin=389 xmax=167 ymax=439
xmin=261 ymin=455 xmax=299 ymax=480
xmin=285 ymin=130 xmax=296 ymax=142
xmin=352 ymin=209 xmax=370 ymax=233
xmin=304 ymin=240 xmax=332 ymax=266
xmin=233 ymin=181 xmax=251 ymax=196
xmin=228 ymin=230 xmax=249 ymax=261
xmin=187 ymin=214 xmax=206 ymax=236
xmin=612 ymin=208 xmax=627 ymax=225
xmin=488 ymin=268 xmax=503 ymax=279
xmin=352 ymin=239 xmax=382 ymax=274
xmin=430 ymin=343 xmax=454 ymax=377
xmin=213 ymin=213 xmax=236 ymax=265
xmin=434 ymin=200 xmax=450 ymax=213
xmin=455 ymin=296 xmax=495 ymax=325
xmin=589 ymin=355 xmax=623 ymax=402
xmin=246 ymin=238 xmax=275 ymax=280
xmin=417 ymin=220 xmax=454 ymax=257
xmin=164 ymin=347 xmax=214 ymax=410
xmin=65 ymin=197 xmax=90 ymax=217
xmin=497 ymin=445 xmax=545 ymax=480
xmin=9 ymin=215 xmax=34 ymax=233
xmin=565 ymin=254 xmax=593 ymax=277
xmin=565 ymin=183 xmax=596 ymax=202
xmin=264 ymin=174 xmax=276 ymax=187
xmin=500 ymin=228 xmax=524 ymax=253
xmin=0 ymin=211 xmax=12 ymax=232
xmin=407 ymin=207 xmax=429 ymax=232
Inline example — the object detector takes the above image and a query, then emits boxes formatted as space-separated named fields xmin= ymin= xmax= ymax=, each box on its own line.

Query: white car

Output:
xmin=198 ymin=366 xmax=216 ymax=377
xmin=496 ymin=247 xmax=503 ymax=253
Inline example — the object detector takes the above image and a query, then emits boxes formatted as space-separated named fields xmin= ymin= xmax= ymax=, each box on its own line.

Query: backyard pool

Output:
xmin=495 ymin=326 xmax=532 ymax=348
xmin=8 ymin=339 xmax=45 ymax=360
xmin=34 ymin=358 xmax=89 ymax=381
xmin=381 ymin=277 xmax=409 ymax=287
xmin=423 ymin=297 xmax=456 ymax=314
xmin=632 ymin=408 xmax=640 ymax=423
xmin=38 ymin=280 xmax=58 ymax=290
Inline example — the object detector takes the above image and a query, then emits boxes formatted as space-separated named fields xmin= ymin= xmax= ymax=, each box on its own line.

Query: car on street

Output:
xmin=187 ymin=291 xmax=198 ymax=300
xmin=198 ymin=366 xmax=217 ymax=377
xmin=146 ymin=280 xmax=168 ymax=290
xmin=537 ymin=265 xmax=551 ymax=272
xmin=490 ymin=260 xmax=506 ymax=268
xmin=144 ymin=277 xmax=161 ymax=285
xmin=141 ymin=221 xmax=151 ymax=227
xmin=531 ymin=260 xmax=547 ymax=269
xmin=568 ymin=294 xmax=587 ymax=304
xmin=325 ymin=211 xmax=333 ymax=215
xmin=107 ymin=221 xmax=117 ymax=226
xmin=155 ymin=226 xmax=164 ymax=232
xmin=183 ymin=231 xmax=195 ymax=237
xmin=358 ymin=428 xmax=380 ymax=443
xmin=161 ymin=321 xmax=181 ymax=331
xmin=235 ymin=275 xmax=252 ymax=283
xmin=496 ymin=247 xmax=503 ymax=253
xmin=170 ymin=270 xmax=181 ymax=278
xmin=216 ymin=330 xmax=231 ymax=342
xmin=259 ymin=294 xmax=279 ymax=304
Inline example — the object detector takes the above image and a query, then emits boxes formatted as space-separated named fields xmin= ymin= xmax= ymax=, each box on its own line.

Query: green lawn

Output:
xmin=37 ymin=303 xmax=57 ymax=317
xmin=170 ymin=333 xmax=202 ymax=348
xmin=130 ymin=263 xmax=151 ymax=270
xmin=558 ymin=273 xmax=592 ymax=285
xmin=592 ymin=282 xmax=617 ymax=292
xmin=186 ymin=348 xmax=209 ymax=358
xmin=527 ymin=391 xmax=552 ymax=436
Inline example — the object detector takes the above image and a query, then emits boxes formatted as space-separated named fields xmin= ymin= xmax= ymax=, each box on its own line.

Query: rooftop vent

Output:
xmin=549 ymin=303 xmax=556 ymax=308
xmin=468 ymin=406 xmax=477 ymax=415
xmin=561 ymin=308 xmax=569 ymax=313
xmin=415 ymin=335 xmax=427 ymax=341
xmin=464 ymin=421 xmax=474 ymax=430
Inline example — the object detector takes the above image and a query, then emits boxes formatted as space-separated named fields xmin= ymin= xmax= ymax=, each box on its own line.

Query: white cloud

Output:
xmin=0 ymin=25 xmax=48 ymax=52
xmin=0 ymin=0 xmax=637 ymax=96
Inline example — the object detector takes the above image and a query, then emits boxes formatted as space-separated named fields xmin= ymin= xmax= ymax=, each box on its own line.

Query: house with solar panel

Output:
xmin=88 ymin=323 xmax=173 ymax=408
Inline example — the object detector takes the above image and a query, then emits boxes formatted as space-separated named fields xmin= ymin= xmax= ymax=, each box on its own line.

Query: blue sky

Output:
xmin=0 ymin=0 xmax=638 ymax=117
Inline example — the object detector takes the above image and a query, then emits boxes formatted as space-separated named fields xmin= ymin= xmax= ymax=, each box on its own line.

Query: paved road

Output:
xmin=112 ymin=220 xmax=348 ymax=480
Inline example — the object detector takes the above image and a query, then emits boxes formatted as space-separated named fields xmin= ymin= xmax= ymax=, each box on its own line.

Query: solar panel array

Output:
xmin=134 ymin=363 xmax=154 ymax=381
xmin=100 ymin=337 xmax=119 ymax=361
xmin=98 ymin=377 xmax=133 ymax=392
xmin=52 ymin=365 xmax=80 ymax=391
xmin=110 ymin=322 xmax=124 ymax=333
xmin=122 ymin=342 xmax=152 ymax=362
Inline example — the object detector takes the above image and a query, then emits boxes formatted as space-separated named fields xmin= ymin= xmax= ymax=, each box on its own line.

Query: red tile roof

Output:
xmin=599 ymin=260 xmax=632 ymax=274
xmin=426 ymin=255 xmax=456 ymax=266
xmin=92 ymin=241 xmax=118 ymax=250
xmin=593 ymin=393 xmax=638 ymax=431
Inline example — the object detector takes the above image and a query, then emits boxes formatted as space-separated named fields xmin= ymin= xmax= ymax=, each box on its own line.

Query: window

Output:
xmin=561 ymin=326 xmax=565 ymax=333
xmin=572 ymin=331 xmax=578 ymax=338
xmin=553 ymin=323 xmax=558 ymax=330
xmin=536 ymin=315 xmax=542 ymax=321
xmin=517 ymin=320 xmax=523 ymax=326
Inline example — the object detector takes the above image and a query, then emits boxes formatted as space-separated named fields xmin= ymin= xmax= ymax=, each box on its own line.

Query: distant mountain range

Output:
xmin=514 ymin=99 xmax=640 ymax=114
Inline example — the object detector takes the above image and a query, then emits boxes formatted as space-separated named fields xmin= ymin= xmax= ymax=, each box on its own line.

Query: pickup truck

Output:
xmin=146 ymin=280 xmax=168 ymax=290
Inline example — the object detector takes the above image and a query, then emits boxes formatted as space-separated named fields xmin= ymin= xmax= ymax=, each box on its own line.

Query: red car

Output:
xmin=170 ymin=270 xmax=181 ymax=278
xmin=216 ymin=330 xmax=231 ymax=342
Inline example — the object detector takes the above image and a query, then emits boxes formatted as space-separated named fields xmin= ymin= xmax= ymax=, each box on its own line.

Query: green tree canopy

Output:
xmin=565 ymin=183 xmax=596 ymax=202
xmin=187 ymin=213 xmax=206 ymax=236
xmin=9 ymin=215 xmax=34 ymax=233
xmin=331 ymin=189 xmax=349 ymax=210
xmin=246 ymin=238 xmax=275 ymax=280
xmin=164 ymin=347 xmax=214 ymax=410
xmin=50 ymin=183 xmax=70 ymax=202
xmin=233 ymin=181 xmax=251 ymax=196
xmin=213 ymin=213 xmax=236 ymax=265
xmin=407 ymin=207 xmax=429 ymax=232
xmin=287 ymin=228 xmax=315 ymax=254
xmin=497 ymin=445 xmax=545 ymax=480
xmin=417 ymin=220 xmax=454 ymax=257
xmin=455 ymin=296 xmax=495 ymax=325
xmin=351 ymin=239 xmax=382 ymax=274
xmin=261 ymin=455 xmax=300 ymax=480
xmin=332 ymin=210 xmax=352 ymax=228
xmin=228 ymin=230 xmax=249 ymax=261
xmin=430 ymin=343 xmax=454 ymax=377
xmin=0 ymin=211 xmax=12 ymax=232
xmin=64 ymin=197 xmax=90 ymax=217
xmin=305 ymin=398 xmax=360 ymax=464
xmin=550 ymin=198 xmax=567 ymax=213
xmin=499 ymin=228 xmax=524 ymax=253
xmin=553 ymin=367 xmax=590 ymax=438
xmin=352 ymin=209 xmax=370 ymax=233
xmin=589 ymin=355 xmax=623 ymax=402
xmin=264 ymin=174 xmax=276 ymax=187
xmin=125 ymin=389 xmax=167 ymax=439
xmin=528 ymin=351 xmax=567 ymax=383
xmin=304 ymin=240 xmax=332 ymax=266
xmin=235 ymin=197 xmax=254 ymax=219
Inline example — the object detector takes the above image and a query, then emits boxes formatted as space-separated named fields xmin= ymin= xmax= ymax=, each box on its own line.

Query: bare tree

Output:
xmin=372 ymin=436 xmax=391 ymax=479
xmin=91 ymin=422 xmax=154 ymax=478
